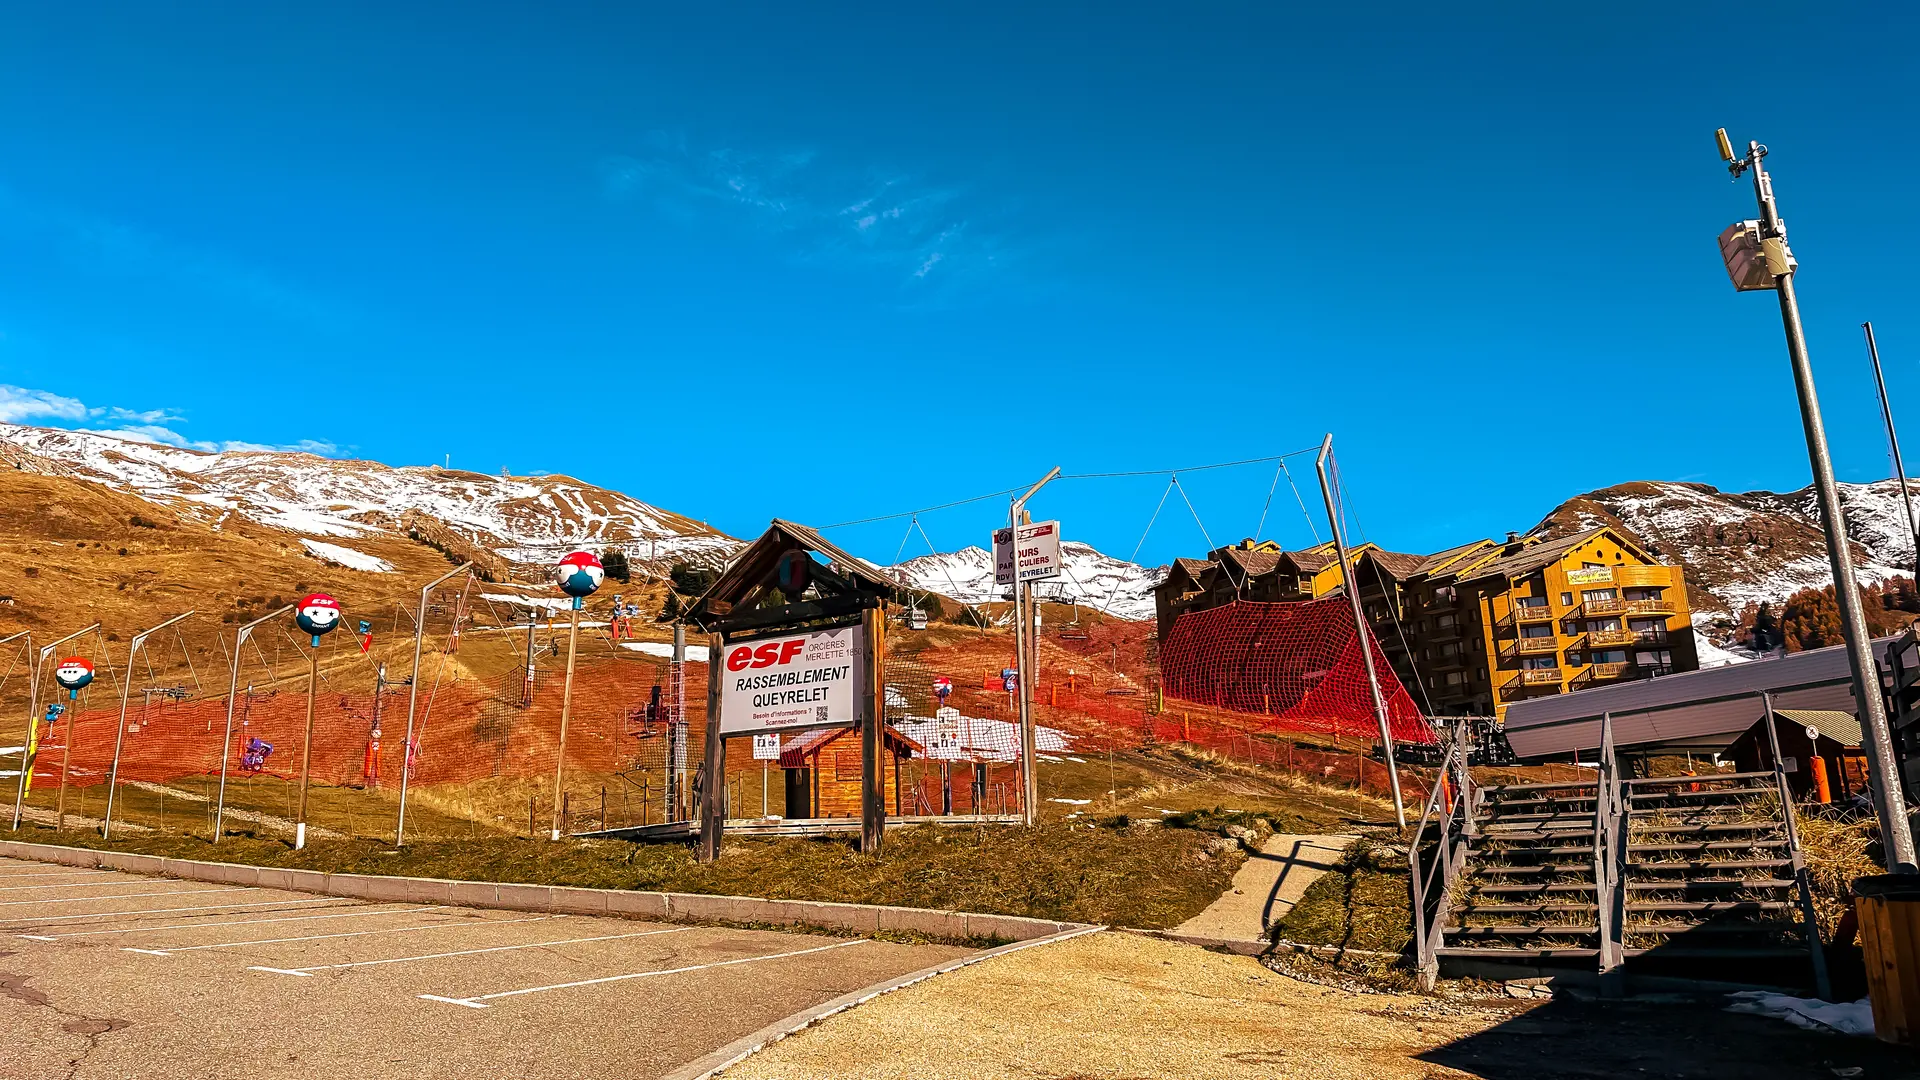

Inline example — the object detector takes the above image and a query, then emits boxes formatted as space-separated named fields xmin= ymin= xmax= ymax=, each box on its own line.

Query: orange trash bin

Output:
xmin=1854 ymin=874 xmax=1920 ymax=1045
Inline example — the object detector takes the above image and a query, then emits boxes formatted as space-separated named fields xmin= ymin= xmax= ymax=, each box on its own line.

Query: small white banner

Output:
xmin=993 ymin=520 xmax=1063 ymax=585
xmin=717 ymin=625 xmax=864 ymax=735
xmin=752 ymin=733 xmax=782 ymax=760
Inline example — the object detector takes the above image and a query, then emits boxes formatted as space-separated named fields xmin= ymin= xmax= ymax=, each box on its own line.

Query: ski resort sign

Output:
xmin=717 ymin=624 xmax=864 ymax=735
xmin=993 ymin=520 xmax=1063 ymax=584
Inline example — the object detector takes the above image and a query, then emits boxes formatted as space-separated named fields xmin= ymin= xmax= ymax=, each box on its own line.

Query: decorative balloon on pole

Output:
xmin=293 ymin=593 xmax=342 ymax=850
xmin=25 ymin=658 xmax=92 ymax=803
xmin=550 ymin=551 xmax=603 ymax=840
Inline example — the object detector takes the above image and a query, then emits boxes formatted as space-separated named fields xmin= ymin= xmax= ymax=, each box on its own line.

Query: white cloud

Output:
xmin=1 ymin=383 xmax=339 ymax=457
xmin=0 ymin=384 xmax=89 ymax=423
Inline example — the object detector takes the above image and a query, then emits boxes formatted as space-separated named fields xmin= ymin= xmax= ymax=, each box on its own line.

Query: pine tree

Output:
xmin=601 ymin=548 xmax=631 ymax=583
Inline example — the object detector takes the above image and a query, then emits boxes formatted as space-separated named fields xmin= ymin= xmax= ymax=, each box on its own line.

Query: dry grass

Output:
xmin=1797 ymin=811 xmax=1880 ymax=936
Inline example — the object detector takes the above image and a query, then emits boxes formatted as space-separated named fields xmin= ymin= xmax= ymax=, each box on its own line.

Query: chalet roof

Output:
xmin=1415 ymin=539 xmax=1499 ymax=577
xmin=685 ymin=518 xmax=895 ymax=624
xmin=776 ymin=723 xmax=925 ymax=767
xmin=1285 ymin=548 xmax=1337 ymax=573
xmin=1172 ymin=557 xmax=1216 ymax=579
xmin=1217 ymin=547 xmax=1284 ymax=578
xmin=1361 ymin=549 xmax=1428 ymax=580
xmin=1773 ymin=708 xmax=1864 ymax=748
xmin=1450 ymin=527 xmax=1621 ymax=584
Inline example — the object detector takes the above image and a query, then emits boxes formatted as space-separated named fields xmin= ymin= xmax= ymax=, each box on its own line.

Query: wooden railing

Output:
xmin=1624 ymin=599 xmax=1675 ymax=616
xmin=1514 ymin=637 xmax=1560 ymax=655
xmin=1587 ymin=628 xmax=1636 ymax=647
xmin=1581 ymin=598 xmax=1628 ymax=617
xmin=1589 ymin=661 xmax=1631 ymax=679
xmin=1514 ymin=604 xmax=1557 ymax=623
xmin=1519 ymin=667 xmax=1564 ymax=685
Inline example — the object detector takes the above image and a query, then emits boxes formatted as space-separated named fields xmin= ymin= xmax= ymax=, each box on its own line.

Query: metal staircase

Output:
xmin=1412 ymin=709 xmax=1830 ymax=996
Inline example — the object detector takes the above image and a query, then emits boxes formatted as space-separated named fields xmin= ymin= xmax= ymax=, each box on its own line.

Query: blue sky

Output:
xmin=2 ymin=4 xmax=1917 ymax=566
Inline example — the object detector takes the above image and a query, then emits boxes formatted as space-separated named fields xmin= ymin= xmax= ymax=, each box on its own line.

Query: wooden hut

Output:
xmin=1727 ymin=707 xmax=1866 ymax=803
xmin=778 ymin=723 xmax=925 ymax=819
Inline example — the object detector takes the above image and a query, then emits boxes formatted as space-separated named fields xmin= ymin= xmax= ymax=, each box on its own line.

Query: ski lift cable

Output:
xmin=912 ymin=517 xmax=991 ymax=631
xmin=173 ymin=626 xmax=203 ymax=695
xmin=90 ymin=626 xmax=123 ymax=704
xmin=1096 ymin=477 xmax=1175 ymax=619
xmin=1280 ymin=461 xmax=1322 ymax=546
xmin=1252 ymin=458 xmax=1285 ymax=544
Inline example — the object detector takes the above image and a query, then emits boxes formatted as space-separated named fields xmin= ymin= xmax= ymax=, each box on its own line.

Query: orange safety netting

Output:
xmin=1157 ymin=596 xmax=1434 ymax=744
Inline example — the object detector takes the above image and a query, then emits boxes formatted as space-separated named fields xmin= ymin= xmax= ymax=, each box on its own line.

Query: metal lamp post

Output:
xmin=1714 ymin=129 xmax=1918 ymax=872
xmin=212 ymin=604 xmax=293 ymax=842
xmin=101 ymin=611 xmax=195 ymax=840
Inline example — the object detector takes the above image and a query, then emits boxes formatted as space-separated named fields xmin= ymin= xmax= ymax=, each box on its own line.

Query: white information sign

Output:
xmin=752 ymin=734 xmax=782 ymax=760
xmin=929 ymin=706 xmax=964 ymax=760
xmin=993 ymin=520 xmax=1063 ymax=585
xmin=717 ymin=625 xmax=864 ymax=735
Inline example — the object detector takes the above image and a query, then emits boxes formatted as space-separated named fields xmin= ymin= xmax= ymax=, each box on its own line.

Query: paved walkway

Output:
xmin=1173 ymin=833 xmax=1353 ymax=946
xmin=0 ymin=856 xmax=968 ymax=1079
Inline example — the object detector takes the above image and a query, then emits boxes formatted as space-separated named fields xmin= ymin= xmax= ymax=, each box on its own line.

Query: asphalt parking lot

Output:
xmin=0 ymin=856 xmax=974 ymax=1079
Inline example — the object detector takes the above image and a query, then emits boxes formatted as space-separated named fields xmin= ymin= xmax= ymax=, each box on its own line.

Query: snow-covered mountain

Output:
xmin=886 ymin=541 xmax=1165 ymax=621
xmin=1535 ymin=479 xmax=1917 ymax=621
xmin=0 ymin=423 xmax=739 ymax=570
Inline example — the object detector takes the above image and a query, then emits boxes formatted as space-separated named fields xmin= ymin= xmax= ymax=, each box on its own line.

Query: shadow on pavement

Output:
xmin=1417 ymin=998 xmax=1920 ymax=1080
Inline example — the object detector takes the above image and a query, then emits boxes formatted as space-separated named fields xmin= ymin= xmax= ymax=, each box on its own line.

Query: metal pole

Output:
xmin=550 ymin=603 xmax=581 ymax=841
xmin=13 ymin=625 xmax=95 ymax=831
xmin=396 ymin=563 xmax=471 ymax=846
xmin=671 ymin=621 xmax=687 ymax=820
xmin=101 ymin=611 xmax=193 ymax=840
xmin=294 ymin=645 xmax=319 ymax=850
xmin=1733 ymin=140 xmax=1917 ymax=871
xmin=213 ymin=605 xmax=292 ymax=842
xmin=1009 ymin=466 xmax=1060 ymax=826
xmin=1866 ymin=322 xmax=1920 ymax=582
xmin=1316 ymin=435 xmax=1406 ymax=828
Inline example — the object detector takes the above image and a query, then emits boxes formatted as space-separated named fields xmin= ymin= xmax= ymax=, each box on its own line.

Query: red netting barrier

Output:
xmin=1158 ymin=597 xmax=1434 ymax=743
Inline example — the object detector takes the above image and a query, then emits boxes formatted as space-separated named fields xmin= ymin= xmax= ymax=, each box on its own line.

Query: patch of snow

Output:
xmin=886 ymin=540 xmax=1165 ymax=621
xmin=1048 ymin=798 xmax=1092 ymax=805
xmin=300 ymin=539 xmax=394 ymax=573
xmin=617 ymin=641 xmax=712 ymax=662
xmin=1725 ymin=991 xmax=1874 ymax=1037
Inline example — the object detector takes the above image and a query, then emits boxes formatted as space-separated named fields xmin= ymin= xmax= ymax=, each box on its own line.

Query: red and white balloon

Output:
xmin=554 ymin=551 xmax=604 ymax=609
xmin=295 ymin=593 xmax=343 ymax=645
xmin=53 ymin=657 xmax=95 ymax=699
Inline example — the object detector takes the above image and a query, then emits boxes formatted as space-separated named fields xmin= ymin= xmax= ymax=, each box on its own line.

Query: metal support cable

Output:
xmin=1098 ymin=478 xmax=1175 ymax=619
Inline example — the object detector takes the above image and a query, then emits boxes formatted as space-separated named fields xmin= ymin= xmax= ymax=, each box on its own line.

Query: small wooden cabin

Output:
xmin=779 ymin=723 xmax=925 ymax=819
xmin=1727 ymin=708 xmax=1866 ymax=802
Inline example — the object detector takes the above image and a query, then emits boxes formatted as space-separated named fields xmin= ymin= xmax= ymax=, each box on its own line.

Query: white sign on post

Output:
xmin=717 ymin=624 xmax=864 ymax=735
xmin=993 ymin=520 xmax=1063 ymax=585
xmin=752 ymin=734 xmax=781 ymax=760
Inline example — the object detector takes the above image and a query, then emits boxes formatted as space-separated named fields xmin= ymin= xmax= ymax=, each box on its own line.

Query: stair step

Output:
xmin=1471 ymin=864 xmax=1597 ymax=876
xmin=1627 ymin=770 xmax=1777 ymax=787
xmin=1628 ymin=859 xmax=1793 ymax=873
xmin=1458 ymin=903 xmax=1598 ymax=915
xmin=1629 ymin=815 xmax=1783 ymax=827
xmin=1624 ymin=947 xmax=1814 ymax=959
xmin=1480 ymin=780 xmax=1600 ymax=796
xmin=1628 ymin=841 xmax=1787 ymax=854
xmin=1484 ymin=812 xmax=1600 ymax=825
xmin=1435 ymin=946 xmax=1599 ymax=960
xmin=1445 ymin=924 xmax=1598 ymax=937
xmin=1471 ymin=883 xmax=1599 ymax=895
xmin=1625 ymin=879 xmax=1795 ymax=891
xmin=1631 ymin=787 xmax=1774 ymax=802
xmin=1629 ymin=921 xmax=1804 ymax=935
xmin=1626 ymin=900 xmax=1793 ymax=914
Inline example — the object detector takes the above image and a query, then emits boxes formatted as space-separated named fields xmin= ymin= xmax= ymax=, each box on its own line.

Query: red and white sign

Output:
xmin=717 ymin=625 xmax=864 ymax=735
xmin=993 ymin=520 xmax=1063 ymax=585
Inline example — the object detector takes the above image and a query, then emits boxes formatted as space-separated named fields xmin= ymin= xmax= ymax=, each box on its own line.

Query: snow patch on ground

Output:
xmin=300 ymin=538 xmax=394 ymax=572
xmin=618 ymin=641 xmax=712 ymax=662
xmin=1725 ymin=991 xmax=1875 ymax=1036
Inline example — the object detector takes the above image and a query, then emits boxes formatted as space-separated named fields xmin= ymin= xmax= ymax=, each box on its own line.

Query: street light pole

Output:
xmin=1315 ymin=435 xmax=1406 ymax=828
xmin=1865 ymin=322 xmax=1920 ymax=582
xmin=1718 ymin=131 xmax=1917 ymax=872
xmin=1010 ymin=466 xmax=1060 ymax=826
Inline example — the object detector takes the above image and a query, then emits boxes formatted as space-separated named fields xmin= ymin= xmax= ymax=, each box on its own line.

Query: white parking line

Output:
xmin=0 ymin=870 xmax=115 ymax=880
xmin=252 ymin=925 xmax=691 ymax=977
xmin=127 ymin=914 xmax=558 ymax=956
xmin=0 ymin=886 xmax=255 ymax=908
xmin=418 ymin=938 xmax=869 ymax=1009
xmin=0 ymin=879 xmax=195 ymax=893
xmin=4 ymin=896 xmax=342 ymax=926
xmin=20 ymin=905 xmax=439 ymax=940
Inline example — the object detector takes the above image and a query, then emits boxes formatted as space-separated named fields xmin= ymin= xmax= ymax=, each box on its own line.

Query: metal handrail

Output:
xmin=1409 ymin=722 xmax=1476 ymax=990
xmin=1761 ymin=692 xmax=1833 ymax=1001
xmin=1594 ymin=711 xmax=1626 ymax=994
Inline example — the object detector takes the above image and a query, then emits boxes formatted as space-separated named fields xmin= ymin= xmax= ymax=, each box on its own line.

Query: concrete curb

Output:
xmin=0 ymin=839 xmax=1089 ymax=944
xmin=659 ymin=923 xmax=1111 ymax=1080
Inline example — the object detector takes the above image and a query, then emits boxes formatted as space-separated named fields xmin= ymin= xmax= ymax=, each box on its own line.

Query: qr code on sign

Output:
xmin=815 ymin=706 xmax=829 ymax=723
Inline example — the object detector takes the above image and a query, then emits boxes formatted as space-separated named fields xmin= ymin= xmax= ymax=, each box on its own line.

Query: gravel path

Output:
xmin=721 ymin=930 xmax=1500 ymax=1080
xmin=1174 ymin=833 xmax=1353 ymax=945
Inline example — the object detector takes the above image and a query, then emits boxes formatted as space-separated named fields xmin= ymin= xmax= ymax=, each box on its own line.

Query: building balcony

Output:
xmin=1585 ymin=628 xmax=1637 ymax=648
xmin=1633 ymin=630 xmax=1671 ymax=648
xmin=1581 ymin=598 xmax=1628 ymax=617
xmin=1624 ymin=599 xmax=1676 ymax=616
xmin=1514 ymin=636 xmax=1560 ymax=655
xmin=1499 ymin=667 xmax=1565 ymax=700
xmin=1425 ymin=622 xmax=1466 ymax=642
xmin=1427 ymin=650 xmax=1469 ymax=670
xmin=1514 ymin=604 xmax=1557 ymax=624
xmin=1590 ymin=661 xmax=1632 ymax=679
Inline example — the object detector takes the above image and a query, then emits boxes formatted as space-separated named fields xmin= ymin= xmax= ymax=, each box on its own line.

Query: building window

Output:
xmin=1591 ymin=649 xmax=1628 ymax=664
xmin=1520 ymin=624 xmax=1554 ymax=639
xmin=1590 ymin=617 xmax=1623 ymax=631
xmin=1522 ymin=656 xmax=1557 ymax=670
xmin=1444 ymin=671 xmax=1465 ymax=686
xmin=1560 ymin=592 xmax=1573 ymax=606
xmin=1436 ymin=613 xmax=1457 ymax=629
xmin=1582 ymin=588 xmax=1618 ymax=603
xmin=1624 ymin=587 xmax=1664 ymax=601
xmin=1516 ymin=596 xmax=1549 ymax=610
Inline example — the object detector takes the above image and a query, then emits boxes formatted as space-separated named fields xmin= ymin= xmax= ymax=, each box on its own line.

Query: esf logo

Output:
xmin=726 ymin=640 xmax=807 ymax=672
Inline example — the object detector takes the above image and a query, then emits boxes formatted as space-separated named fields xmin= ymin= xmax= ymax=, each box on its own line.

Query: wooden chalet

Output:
xmin=777 ymin=722 xmax=925 ymax=818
